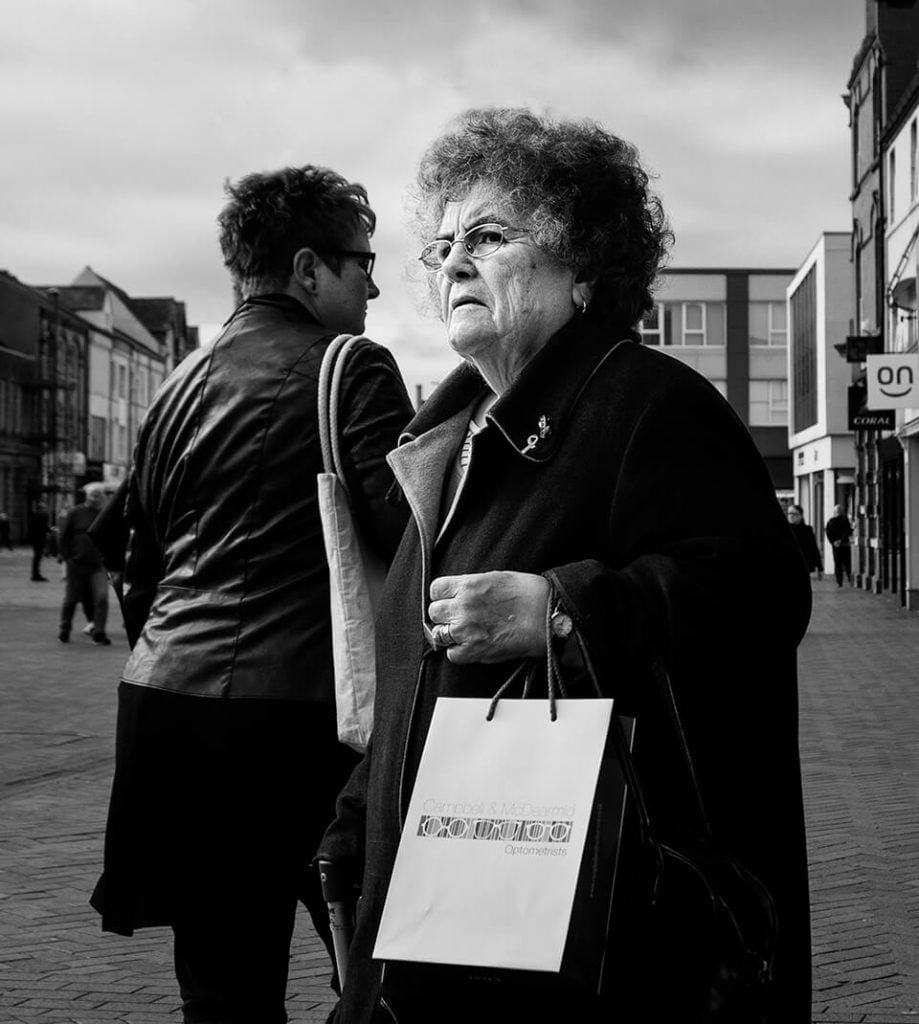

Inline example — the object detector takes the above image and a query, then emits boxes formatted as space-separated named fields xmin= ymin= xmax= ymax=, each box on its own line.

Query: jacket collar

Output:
xmin=223 ymin=293 xmax=324 ymax=329
xmin=399 ymin=315 xmax=637 ymax=462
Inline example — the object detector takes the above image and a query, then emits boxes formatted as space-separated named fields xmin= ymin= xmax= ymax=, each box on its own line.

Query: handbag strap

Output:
xmin=317 ymin=334 xmax=368 ymax=494
xmin=545 ymin=584 xmax=720 ymax=857
xmin=652 ymin=660 xmax=714 ymax=839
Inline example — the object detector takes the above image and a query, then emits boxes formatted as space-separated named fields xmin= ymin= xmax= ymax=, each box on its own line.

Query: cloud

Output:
xmin=0 ymin=0 xmax=866 ymax=389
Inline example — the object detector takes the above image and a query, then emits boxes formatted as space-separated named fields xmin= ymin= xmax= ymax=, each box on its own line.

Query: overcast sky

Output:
xmin=2 ymin=0 xmax=865 ymax=391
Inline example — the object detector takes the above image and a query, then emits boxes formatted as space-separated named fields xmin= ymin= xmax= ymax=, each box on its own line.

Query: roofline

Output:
xmin=847 ymin=30 xmax=878 ymax=91
xmin=659 ymin=267 xmax=796 ymax=276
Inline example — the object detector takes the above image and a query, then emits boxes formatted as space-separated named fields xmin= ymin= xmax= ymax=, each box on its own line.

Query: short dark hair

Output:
xmin=411 ymin=107 xmax=672 ymax=328
xmin=217 ymin=165 xmax=376 ymax=298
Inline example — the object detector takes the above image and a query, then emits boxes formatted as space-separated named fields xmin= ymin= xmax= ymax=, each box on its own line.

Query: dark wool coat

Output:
xmin=321 ymin=315 xmax=812 ymax=1023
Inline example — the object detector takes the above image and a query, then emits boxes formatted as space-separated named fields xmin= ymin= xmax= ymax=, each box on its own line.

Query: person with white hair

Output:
xmin=58 ymin=482 xmax=111 ymax=644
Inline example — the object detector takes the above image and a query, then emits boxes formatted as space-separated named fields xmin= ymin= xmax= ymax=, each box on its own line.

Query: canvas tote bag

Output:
xmin=317 ymin=334 xmax=386 ymax=752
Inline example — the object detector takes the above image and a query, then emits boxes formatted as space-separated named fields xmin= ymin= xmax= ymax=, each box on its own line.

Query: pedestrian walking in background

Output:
xmin=319 ymin=107 xmax=813 ymax=1024
xmin=0 ymin=510 xmax=12 ymax=550
xmin=27 ymin=502 xmax=50 ymax=581
xmin=787 ymin=504 xmax=823 ymax=580
xmin=57 ymin=483 xmax=110 ymax=644
xmin=825 ymin=504 xmax=854 ymax=586
xmin=90 ymin=164 xmax=414 ymax=1024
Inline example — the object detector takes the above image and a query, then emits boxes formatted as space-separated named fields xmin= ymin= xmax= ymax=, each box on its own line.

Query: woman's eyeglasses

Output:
xmin=418 ymin=223 xmax=526 ymax=271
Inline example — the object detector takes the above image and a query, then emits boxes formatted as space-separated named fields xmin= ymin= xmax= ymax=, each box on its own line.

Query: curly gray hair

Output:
xmin=411 ymin=107 xmax=672 ymax=328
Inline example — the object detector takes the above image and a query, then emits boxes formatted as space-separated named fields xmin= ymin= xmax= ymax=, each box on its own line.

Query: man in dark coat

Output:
xmin=90 ymin=165 xmax=414 ymax=1024
xmin=787 ymin=504 xmax=823 ymax=579
xmin=825 ymin=504 xmax=854 ymax=586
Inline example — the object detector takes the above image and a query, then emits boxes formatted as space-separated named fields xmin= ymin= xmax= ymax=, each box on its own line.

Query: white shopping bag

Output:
xmin=374 ymin=696 xmax=630 ymax=979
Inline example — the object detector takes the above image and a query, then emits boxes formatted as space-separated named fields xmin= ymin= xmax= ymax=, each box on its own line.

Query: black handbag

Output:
xmin=380 ymin=602 xmax=779 ymax=1024
xmin=594 ymin=646 xmax=779 ymax=1023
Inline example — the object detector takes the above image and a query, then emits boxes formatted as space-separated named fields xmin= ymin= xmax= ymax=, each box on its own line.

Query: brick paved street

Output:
xmin=0 ymin=549 xmax=335 ymax=1024
xmin=1 ymin=546 xmax=919 ymax=1023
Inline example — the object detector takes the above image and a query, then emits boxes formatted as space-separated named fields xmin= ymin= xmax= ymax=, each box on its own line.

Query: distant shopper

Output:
xmin=58 ymin=483 xmax=110 ymax=644
xmin=787 ymin=504 xmax=823 ymax=580
xmin=825 ymin=504 xmax=854 ymax=586
xmin=28 ymin=502 xmax=50 ymax=581
xmin=0 ymin=510 xmax=12 ymax=551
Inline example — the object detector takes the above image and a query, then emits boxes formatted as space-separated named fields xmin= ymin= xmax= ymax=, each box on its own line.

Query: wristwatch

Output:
xmin=549 ymin=599 xmax=573 ymax=641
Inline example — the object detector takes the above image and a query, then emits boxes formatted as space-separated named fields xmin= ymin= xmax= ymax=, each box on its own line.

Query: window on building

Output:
xmin=852 ymin=100 xmax=860 ymax=190
xmin=117 ymin=364 xmax=127 ymax=399
xmin=640 ymin=301 xmax=726 ymax=346
xmin=90 ymin=416 xmax=106 ymax=461
xmin=639 ymin=304 xmax=664 ymax=345
xmin=749 ymin=380 xmax=788 ymax=426
xmin=890 ymin=149 xmax=897 ymax=221
xmin=117 ymin=424 xmax=127 ymax=462
xmin=911 ymin=119 xmax=918 ymax=201
xmin=10 ymin=384 xmax=21 ymax=436
xmin=682 ymin=303 xmax=705 ymax=344
xmin=749 ymin=302 xmax=788 ymax=346
xmin=790 ymin=267 xmax=817 ymax=432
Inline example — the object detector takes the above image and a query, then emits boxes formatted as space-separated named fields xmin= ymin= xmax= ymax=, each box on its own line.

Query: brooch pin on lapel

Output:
xmin=520 ymin=415 xmax=552 ymax=455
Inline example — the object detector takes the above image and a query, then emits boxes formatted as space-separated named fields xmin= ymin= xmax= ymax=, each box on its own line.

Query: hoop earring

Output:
xmin=578 ymin=297 xmax=588 ymax=315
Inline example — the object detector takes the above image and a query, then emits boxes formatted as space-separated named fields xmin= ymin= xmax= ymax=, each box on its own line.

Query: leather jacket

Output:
xmin=121 ymin=294 xmax=413 ymax=700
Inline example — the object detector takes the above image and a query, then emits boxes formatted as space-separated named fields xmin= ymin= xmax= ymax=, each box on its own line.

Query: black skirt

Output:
xmin=91 ymin=681 xmax=359 ymax=935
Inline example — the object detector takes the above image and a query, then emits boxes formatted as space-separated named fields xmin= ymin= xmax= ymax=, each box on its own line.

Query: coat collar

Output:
xmin=223 ymin=293 xmax=324 ymax=330
xmin=399 ymin=315 xmax=637 ymax=463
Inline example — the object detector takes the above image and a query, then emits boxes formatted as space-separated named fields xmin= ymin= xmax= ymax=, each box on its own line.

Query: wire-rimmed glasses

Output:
xmin=418 ymin=223 xmax=526 ymax=271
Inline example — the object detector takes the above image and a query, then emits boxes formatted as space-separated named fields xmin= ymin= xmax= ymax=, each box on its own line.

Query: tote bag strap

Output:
xmin=317 ymin=334 xmax=370 ymax=495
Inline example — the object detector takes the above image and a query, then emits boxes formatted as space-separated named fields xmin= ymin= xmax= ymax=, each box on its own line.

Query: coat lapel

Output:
xmin=387 ymin=405 xmax=477 ymax=635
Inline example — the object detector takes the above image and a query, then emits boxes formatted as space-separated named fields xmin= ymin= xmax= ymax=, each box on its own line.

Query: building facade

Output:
xmin=845 ymin=0 xmax=919 ymax=604
xmin=641 ymin=267 xmax=794 ymax=493
xmin=50 ymin=267 xmax=196 ymax=491
xmin=787 ymin=234 xmax=857 ymax=575
xmin=0 ymin=266 xmax=198 ymax=539
xmin=0 ymin=272 xmax=90 ymax=537
xmin=881 ymin=65 xmax=919 ymax=608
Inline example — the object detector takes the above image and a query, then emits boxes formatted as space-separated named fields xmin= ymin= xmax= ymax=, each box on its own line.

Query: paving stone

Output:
xmin=3 ymin=555 xmax=919 ymax=1020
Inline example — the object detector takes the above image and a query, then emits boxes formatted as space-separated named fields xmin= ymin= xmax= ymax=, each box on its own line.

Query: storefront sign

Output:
xmin=847 ymin=383 xmax=895 ymax=430
xmin=866 ymin=353 xmax=919 ymax=409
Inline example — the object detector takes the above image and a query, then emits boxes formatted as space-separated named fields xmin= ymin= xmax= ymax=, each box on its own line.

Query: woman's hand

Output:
xmin=428 ymin=571 xmax=550 ymax=664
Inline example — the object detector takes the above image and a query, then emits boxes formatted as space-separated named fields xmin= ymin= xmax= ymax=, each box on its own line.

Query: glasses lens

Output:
xmin=420 ymin=240 xmax=450 ymax=270
xmin=464 ymin=224 xmax=506 ymax=258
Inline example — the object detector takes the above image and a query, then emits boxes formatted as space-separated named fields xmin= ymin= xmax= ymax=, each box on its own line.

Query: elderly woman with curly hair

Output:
xmin=320 ymin=108 xmax=811 ymax=1024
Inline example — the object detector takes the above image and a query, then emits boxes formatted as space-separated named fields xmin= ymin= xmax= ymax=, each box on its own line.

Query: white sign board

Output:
xmin=866 ymin=354 xmax=919 ymax=409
